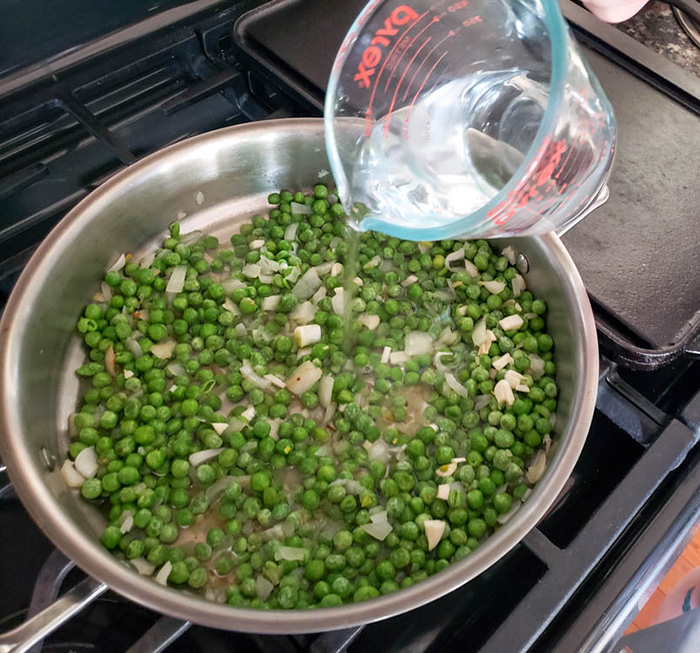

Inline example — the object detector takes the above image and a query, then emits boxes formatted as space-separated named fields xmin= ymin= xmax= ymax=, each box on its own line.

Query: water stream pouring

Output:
xmin=324 ymin=0 xmax=616 ymax=240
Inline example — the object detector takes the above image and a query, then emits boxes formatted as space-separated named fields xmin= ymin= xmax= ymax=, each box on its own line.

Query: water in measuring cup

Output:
xmin=344 ymin=67 xmax=549 ymax=234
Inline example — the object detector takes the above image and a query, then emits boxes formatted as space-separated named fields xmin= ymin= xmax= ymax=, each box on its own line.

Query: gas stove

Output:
xmin=1 ymin=1 xmax=700 ymax=652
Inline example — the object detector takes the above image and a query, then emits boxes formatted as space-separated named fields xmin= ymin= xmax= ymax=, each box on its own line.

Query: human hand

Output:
xmin=583 ymin=0 xmax=651 ymax=22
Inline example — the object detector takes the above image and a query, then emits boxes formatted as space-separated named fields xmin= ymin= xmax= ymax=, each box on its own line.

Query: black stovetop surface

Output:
xmin=2 ymin=1 xmax=700 ymax=652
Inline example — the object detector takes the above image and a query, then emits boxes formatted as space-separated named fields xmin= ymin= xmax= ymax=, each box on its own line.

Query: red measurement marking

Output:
xmin=402 ymin=49 xmax=449 ymax=136
xmin=462 ymin=15 xmax=482 ymax=27
xmin=384 ymin=15 xmax=439 ymax=93
xmin=363 ymin=10 xmax=430 ymax=137
xmin=447 ymin=0 xmax=469 ymax=11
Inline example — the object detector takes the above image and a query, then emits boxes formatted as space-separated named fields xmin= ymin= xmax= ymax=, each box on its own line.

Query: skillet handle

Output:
xmin=0 ymin=577 xmax=107 ymax=653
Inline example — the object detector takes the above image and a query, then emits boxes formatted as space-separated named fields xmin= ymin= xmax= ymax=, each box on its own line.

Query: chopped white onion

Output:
xmin=75 ymin=446 xmax=98 ymax=478
xmin=165 ymin=266 xmax=187 ymax=293
xmin=323 ymin=402 xmax=336 ymax=425
xmin=275 ymin=546 xmax=306 ymax=562
xmin=106 ymin=253 xmax=126 ymax=274
xmin=195 ymin=191 xmax=205 ymax=205
xmin=494 ymin=379 xmax=515 ymax=408
xmin=295 ymin=324 xmax=322 ymax=347
xmin=526 ymin=450 xmax=547 ymax=483
xmin=330 ymin=478 xmax=364 ymax=495
xmin=139 ymin=251 xmax=156 ymax=269
xmin=478 ymin=330 xmax=497 ymax=356
xmin=264 ymin=374 xmax=287 ymax=389
xmin=166 ymin=361 xmax=186 ymax=377
xmin=437 ymin=327 xmax=459 ymax=346
xmin=241 ymin=361 xmax=271 ymax=389
xmin=311 ymin=286 xmax=327 ymax=305
xmin=389 ymin=351 xmax=408 ymax=365
xmin=101 ymin=282 xmax=113 ymax=303
xmin=504 ymin=370 xmax=525 ymax=389
xmin=445 ymin=373 xmax=469 ymax=398
xmin=290 ymin=300 xmax=315 ymax=325
xmin=474 ymin=394 xmax=492 ymax=412
xmin=481 ymin=280 xmax=506 ymax=295
xmin=361 ymin=520 xmax=393 ymax=541
xmin=464 ymin=260 xmax=479 ymax=278
xmin=189 ymin=448 xmax=223 ymax=467
xmin=544 ymin=434 xmax=552 ymax=455
xmin=284 ymin=222 xmax=299 ymax=241
xmin=367 ymin=439 xmax=390 ymax=464
xmin=359 ymin=314 xmax=380 ymax=331
xmin=180 ymin=230 xmax=202 ymax=246
xmin=130 ymin=558 xmax=156 ymax=576
xmin=241 ymin=406 xmax=256 ymax=421
xmin=319 ymin=376 xmax=334 ymax=407
xmin=331 ymin=290 xmax=347 ymax=315
xmin=436 ymin=462 xmax=458 ymax=478
xmin=401 ymin=275 xmax=418 ymax=287
xmin=314 ymin=262 xmax=334 ymax=276
xmin=155 ymin=561 xmax=172 ymax=586
xmin=256 ymin=575 xmax=274 ymax=600
xmin=242 ymin=263 xmax=261 ymax=279
xmin=516 ymin=384 xmax=530 ymax=393
xmin=150 ymin=340 xmax=176 ymax=359
xmin=472 ymin=318 xmax=487 ymax=347
xmin=331 ymin=262 xmax=344 ymax=277
xmin=257 ymin=295 xmax=279 ymax=312
xmin=381 ymin=347 xmax=391 ymax=364
xmin=286 ymin=361 xmax=322 ymax=395
xmin=445 ymin=248 xmax=465 ymax=268
xmin=405 ymin=332 xmax=433 ymax=356
xmin=370 ymin=510 xmax=388 ymax=524
xmin=105 ymin=346 xmax=116 ymax=377
xmin=497 ymin=502 xmax=521 ymax=525
xmin=436 ymin=484 xmax=450 ymax=500
xmin=124 ymin=370 xmax=134 ymax=379
xmin=249 ymin=239 xmax=265 ymax=250
xmin=222 ymin=278 xmax=246 ymax=293
xmin=501 ymin=246 xmax=516 ymax=265
xmin=120 ymin=514 xmax=134 ymax=534
xmin=433 ymin=351 xmax=451 ymax=371
xmin=493 ymin=353 xmax=514 ymax=371
xmin=292 ymin=268 xmax=322 ymax=301
xmin=528 ymin=354 xmax=546 ymax=380
xmin=205 ymin=476 xmax=250 ymax=502
xmin=222 ymin=298 xmax=240 ymax=316
xmin=512 ymin=274 xmax=527 ymax=297
xmin=363 ymin=255 xmax=381 ymax=269
xmin=499 ymin=314 xmax=524 ymax=331
xmin=424 ymin=520 xmax=446 ymax=551
xmin=60 ymin=460 xmax=85 ymax=488
xmin=125 ymin=337 xmax=143 ymax=359
xmin=296 ymin=347 xmax=312 ymax=358
xmin=211 ymin=422 xmax=228 ymax=435
xmin=290 ymin=202 xmax=312 ymax=214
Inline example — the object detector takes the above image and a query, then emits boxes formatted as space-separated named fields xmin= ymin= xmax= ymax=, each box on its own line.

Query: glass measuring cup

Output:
xmin=324 ymin=0 xmax=616 ymax=240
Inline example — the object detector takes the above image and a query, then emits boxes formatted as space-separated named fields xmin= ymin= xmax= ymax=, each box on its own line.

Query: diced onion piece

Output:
xmin=264 ymin=374 xmax=287 ymax=389
xmin=436 ymin=484 xmax=450 ymax=500
xmin=106 ymin=253 xmax=126 ymax=273
xmin=290 ymin=300 xmax=315 ymax=324
xmin=130 ymin=558 xmax=156 ymax=576
xmin=211 ymin=422 xmax=228 ymax=435
xmin=150 ymin=340 xmax=176 ymax=359
xmin=472 ymin=318 xmax=487 ymax=347
xmin=101 ymin=282 xmax=113 ymax=303
xmin=381 ymin=347 xmax=391 ymax=364
xmin=367 ymin=439 xmax=390 ymax=464
xmin=105 ymin=346 xmax=116 ymax=376
xmin=433 ymin=351 xmax=451 ymax=371
xmin=405 ymin=332 xmax=433 ymax=356
xmin=445 ymin=248 xmax=465 ymax=268
xmin=331 ymin=291 xmax=347 ymax=315
xmin=528 ymin=354 xmax=546 ymax=380
xmin=262 ymin=295 xmax=281 ymax=311
xmin=512 ymin=274 xmax=527 ymax=297
xmin=389 ymin=351 xmax=408 ymax=365
xmin=331 ymin=262 xmax=344 ymax=277
xmin=241 ymin=361 xmax=271 ymax=389
xmin=494 ymin=379 xmax=515 ymax=408
xmin=165 ymin=265 xmax=187 ymax=294
xmin=249 ymin=239 xmax=265 ymax=250
xmin=242 ymin=263 xmax=261 ymax=279
xmin=60 ymin=460 xmax=85 ymax=488
xmin=139 ymin=251 xmax=156 ymax=269
xmin=436 ymin=462 xmax=458 ymax=478
xmin=284 ymin=222 xmax=299 ymax=241
xmin=124 ymin=370 xmax=134 ymax=379
xmin=179 ymin=229 xmax=202 ymax=246
xmin=516 ymin=384 xmax=530 ymax=393
xmin=501 ymin=246 xmax=516 ymax=265
xmin=222 ymin=298 xmax=240 ymax=316
xmin=493 ymin=353 xmax=514 ymax=371
xmin=504 ymin=370 xmax=524 ymax=389
xmin=241 ymin=406 xmax=256 ymax=421
xmin=155 ymin=561 xmax=172 ymax=585
xmin=424 ymin=520 xmax=446 ymax=551
xmin=319 ymin=376 xmax=334 ymax=407
xmin=478 ymin=331 xmax=497 ymax=356
xmin=401 ymin=275 xmax=418 ymax=287
xmin=363 ymin=255 xmax=381 ymax=269
xmin=445 ymin=373 xmax=469 ymax=398
xmin=331 ymin=478 xmax=364 ymax=494
xmin=464 ymin=260 xmax=479 ymax=278
xmin=311 ymin=286 xmax=327 ymax=305
xmin=481 ymin=280 xmax=506 ymax=295
xmin=313 ymin=262 xmax=334 ymax=277
xmin=222 ymin=278 xmax=246 ymax=293
xmin=293 ymin=268 xmax=322 ymax=301
xmin=125 ymin=337 xmax=142 ymax=359
xmin=189 ymin=448 xmax=223 ymax=467
xmin=275 ymin=546 xmax=306 ymax=562
xmin=120 ymin=514 xmax=134 ymax=534
xmin=286 ymin=361 xmax=322 ymax=395
xmin=499 ymin=314 xmax=524 ymax=331
xmin=359 ymin=314 xmax=380 ymax=331
xmin=290 ymin=202 xmax=312 ymax=214
xmin=452 ymin=457 xmax=467 ymax=464
xmin=256 ymin=575 xmax=274 ymax=601
xmin=497 ymin=502 xmax=521 ymax=525
xmin=361 ymin=520 xmax=393 ymax=541
xmin=295 ymin=324 xmax=322 ymax=347
xmin=544 ymin=434 xmax=553 ymax=455
xmin=474 ymin=394 xmax=492 ymax=412
xmin=296 ymin=347 xmax=311 ymax=358
xmin=75 ymin=446 xmax=98 ymax=478
xmin=370 ymin=510 xmax=388 ymax=524
xmin=195 ymin=191 xmax=204 ymax=204
xmin=526 ymin=450 xmax=547 ymax=483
